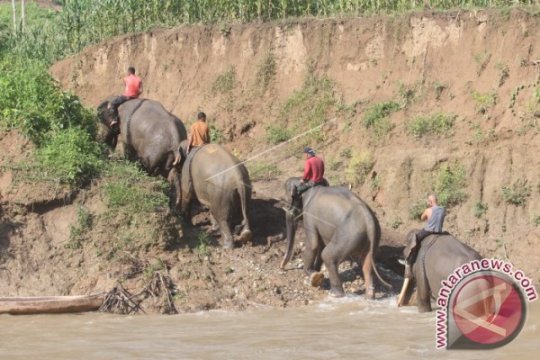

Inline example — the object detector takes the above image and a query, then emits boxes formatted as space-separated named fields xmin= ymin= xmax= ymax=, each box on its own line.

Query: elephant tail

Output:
xmin=366 ymin=211 xmax=392 ymax=289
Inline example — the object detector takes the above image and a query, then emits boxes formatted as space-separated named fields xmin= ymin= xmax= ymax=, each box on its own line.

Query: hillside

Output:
xmin=0 ymin=9 xmax=538 ymax=313
xmin=51 ymin=9 xmax=540 ymax=281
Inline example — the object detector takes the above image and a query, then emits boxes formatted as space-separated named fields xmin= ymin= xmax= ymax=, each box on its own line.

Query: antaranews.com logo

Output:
xmin=436 ymin=258 xmax=538 ymax=350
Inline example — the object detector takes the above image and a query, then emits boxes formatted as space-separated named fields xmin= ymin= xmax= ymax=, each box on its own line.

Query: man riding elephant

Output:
xmin=97 ymin=98 xmax=186 ymax=207
xmin=292 ymin=147 xmax=327 ymax=200
xmin=109 ymin=66 xmax=143 ymax=130
xmin=187 ymin=112 xmax=210 ymax=154
xmin=402 ymin=194 xmax=446 ymax=267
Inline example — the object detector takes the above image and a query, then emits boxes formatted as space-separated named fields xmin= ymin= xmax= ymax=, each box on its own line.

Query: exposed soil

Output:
xmin=2 ymin=9 xmax=540 ymax=313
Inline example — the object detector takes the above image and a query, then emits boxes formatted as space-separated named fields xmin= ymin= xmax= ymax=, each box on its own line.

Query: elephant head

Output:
xmin=402 ymin=230 xmax=418 ymax=261
xmin=96 ymin=100 xmax=118 ymax=148
xmin=280 ymin=178 xmax=303 ymax=269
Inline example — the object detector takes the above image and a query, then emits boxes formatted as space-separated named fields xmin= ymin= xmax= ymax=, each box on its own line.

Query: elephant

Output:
xmin=179 ymin=142 xmax=252 ymax=249
xmin=97 ymin=98 xmax=187 ymax=206
xmin=280 ymin=177 xmax=389 ymax=298
xmin=397 ymin=230 xmax=486 ymax=313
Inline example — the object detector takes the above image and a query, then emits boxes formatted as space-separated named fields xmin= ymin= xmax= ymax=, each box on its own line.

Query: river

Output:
xmin=0 ymin=295 xmax=538 ymax=359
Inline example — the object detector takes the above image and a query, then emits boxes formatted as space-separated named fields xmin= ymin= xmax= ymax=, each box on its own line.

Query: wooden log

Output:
xmin=0 ymin=294 xmax=105 ymax=315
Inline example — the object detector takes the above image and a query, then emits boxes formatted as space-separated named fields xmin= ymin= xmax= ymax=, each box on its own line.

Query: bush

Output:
xmin=434 ymin=163 xmax=467 ymax=207
xmin=472 ymin=90 xmax=497 ymax=114
xmin=212 ymin=66 xmax=236 ymax=94
xmin=37 ymin=128 xmax=103 ymax=186
xmin=362 ymin=101 xmax=400 ymax=137
xmin=0 ymin=57 xmax=95 ymax=143
xmin=474 ymin=201 xmax=488 ymax=218
xmin=409 ymin=201 xmax=426 ymax=220
xmin=266 ymin=125 xmax=292 ymax=144
xmin=502 ymin=180 xmax=531 ymax=206
xmin=407 ymin=113 xmax=455 ymax=138
xmin=103 ymin=161 xmax=169 ymax=213
xmin=345 ymin=151 xmax=374 ymax=186
xmin=247 ymin=162 xmax=282 ymax=181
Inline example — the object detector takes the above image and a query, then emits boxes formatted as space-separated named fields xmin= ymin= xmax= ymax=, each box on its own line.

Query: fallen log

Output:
xmin=0 ymin=294 xmax=105 ymax=315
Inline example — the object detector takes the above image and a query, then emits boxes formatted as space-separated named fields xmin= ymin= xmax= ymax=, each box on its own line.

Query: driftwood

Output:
xmin=0 ymin=294 xmax=105 ymax=315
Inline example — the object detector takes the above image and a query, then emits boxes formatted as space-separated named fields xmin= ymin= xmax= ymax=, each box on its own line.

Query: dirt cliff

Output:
xmin=1 ymin=9 xmax=538 ymax=313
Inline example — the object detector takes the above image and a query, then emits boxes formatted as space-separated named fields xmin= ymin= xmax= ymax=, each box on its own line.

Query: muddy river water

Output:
xmin=0 ymin=296 xmax=538 ymax=359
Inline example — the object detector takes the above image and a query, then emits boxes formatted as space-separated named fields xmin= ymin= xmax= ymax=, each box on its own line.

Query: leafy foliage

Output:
xmin=362 ymin=101 xmax=400 ymax=137
xmin=434 ymin=163 xmax=468 ymax=207
xmin=502 ymin=180 xmax=531 ymax=206
xmin=345 ymin=150 xmax=375 ymax=186
xmin=407 ymin=113 xmax=455 ymax=138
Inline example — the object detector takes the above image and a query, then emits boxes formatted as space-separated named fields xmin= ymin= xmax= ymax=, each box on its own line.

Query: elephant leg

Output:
xmin=313 ymin=246 xmax=324 ymax=272
xmin=215 ymin=213 xmax=234 ymax=249
xmin=302 ymin=228 xmax=325 ymax=287
xmin=167 ymin=169 xmax=181 ymax=210
xmin=415 ymin=263 xmax=432 ymax=313
xmin=209 ymin=214 xmax=219 ymax=232
xmin=359 ymin=253 xmax=375 ymax=299
xmin=321 ymin=241 xmax=345 ymax=297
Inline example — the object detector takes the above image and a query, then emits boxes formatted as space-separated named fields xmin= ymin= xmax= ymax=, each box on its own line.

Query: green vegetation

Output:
xmin=390 ymin=217 xmax=403 ymax=230
xmin=255 ymin=52 xmax=276 ymax=94
xmin=103 ymin=161 xmax=169 ymax=214
xmin=407 ymin=113 xmax=455 ymax=138
xmin=362 ymin=101 xmax=400 ymax=137
xmin=409 ymin=201 xmax=426 ymax=220
xmin=280 ymin=69 xmax=337 ymax=143
xmin=397 ymin=82 xmax=417 ymax=108
xmin=474 ymin=201 xmax=488 ymax=218
xmin=265 ymin=125 xmax=292 ymax=144
xmin=533 ymin=215 xmax=540 ymax=226
xmin=495 ymin=62 xmax=509 ymax=87
xmin=210 ymin=125 xmax=223 ymax=143
xmin=212 ymin=66 xmax=236 ymax=94
xmin=434 ymin=163 xmax=468 ymax=207
xmin=472 ymin=90 xmax=497 ymax=114
xmin=67 ymin=206 xmax=93 ymax=249
xmin=345 ymin=150 xmax=374 ymax=187
xmin=247 ymin=161 xmax=282 ymax=181
xmin=502 ymin=180 xmax=531 ymax=206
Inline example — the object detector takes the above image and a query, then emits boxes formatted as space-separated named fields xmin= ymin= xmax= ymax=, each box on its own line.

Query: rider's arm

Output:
xmin=138 ymin=81 xmax=143 ymax=96
xmin=302 ymin=159 xmax=312 ymax=182
xmin=421 ymin=208 xmax=431 ymax=221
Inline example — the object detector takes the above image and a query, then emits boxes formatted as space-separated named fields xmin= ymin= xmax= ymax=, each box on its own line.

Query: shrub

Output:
xmin=103 ymin=161 xmax=169 ymax=213
xmin=409 ymin=201 xmax=426 ymax=220
xmin=255 ymin=52 xmax=276 ymax=93
xmin=345 ymin=151 xmax=374 ymax=186
xmin=67 ymin=206 xmax=93 ymax=249
xmin=37 ymin=128 xmax=103 ymax=186
xmin=407 ymin=113 xmax=455 ymax=138
xmin=502 ymin=180 xmax=531 ymax=206
xmin=472 ymin=90 xmax=497 ymax=114
xmin=362 ymin=101 xmax=400 ymax=137
xmin=434 ymin=163 xmax=467 ymax=207
xmin=210 ymin=125 xmax=223 ymax=143
xmin=473 ymin=201 xmax=488 ymax=218
xmin=212 ymin=66 xmax=236 ymax=94
xmin=266 ymin=125 xmax=292 ymax=144
xmin=247 ymin=162 xmax=282 ymax=181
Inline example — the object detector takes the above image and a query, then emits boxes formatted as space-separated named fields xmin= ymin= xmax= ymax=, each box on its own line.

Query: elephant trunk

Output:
xmin=280 ymin=209 xmax=297 ymax=269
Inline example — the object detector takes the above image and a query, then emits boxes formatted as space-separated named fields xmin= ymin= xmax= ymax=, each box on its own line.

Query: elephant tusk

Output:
xmin=397 ymin=277 xmax=411 ymax=307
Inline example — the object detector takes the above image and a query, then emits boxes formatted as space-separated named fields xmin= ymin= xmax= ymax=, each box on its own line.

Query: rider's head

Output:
xmin=127 ymin=66 xmax=136 ymax=75
xmin=304 ymin=147 xmax=316 ymax=158
xmin=197 ymin=112 xmax=207 ymax=122
xmin=428 ymin=194 xmax=438 ymax=207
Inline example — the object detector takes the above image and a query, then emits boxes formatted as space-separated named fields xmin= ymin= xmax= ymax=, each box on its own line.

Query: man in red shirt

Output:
xmin=295 ymin=147 xmax=326 ymax=196
xmin=109 ymin=67 xmax=143 ymax=126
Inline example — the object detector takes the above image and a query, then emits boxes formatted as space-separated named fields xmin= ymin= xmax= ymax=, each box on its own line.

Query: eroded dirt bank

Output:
xmin=1 ymin=9 xmax=539 ymax=313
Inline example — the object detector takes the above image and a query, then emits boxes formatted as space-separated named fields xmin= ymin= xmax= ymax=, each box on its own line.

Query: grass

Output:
xmin=67 ymin=206 xmax=93 ymax=250
xmin=210 ymin=125 xmax=224 ymax=143
xmin=212 ymin=66 xmax=236 ymax=94
xmin=502 ymin=180 xmax=531 ymax=206
xmin=247 ymin=162 xmax=282 ymax=181
xmin=265 ymin=125 xmax=292 ymax=144
xmin=474 ymin=201 xmax=488 ymax=218
xmin=103 ymin=161 xmax=169 ymax=214
xmin=409 ymin=201 xmax=426 ymax=220
xmin=472 ymin=90 xmax=497 ymax=114
xmin=362 ymin=101 xmax=400 ymax=137
xmin=407 ymin=113 xmax=455 ymax=138
xmin=345 ymin=150 xmax=374 ymax=187
xmin=434 ymin=163 xmax=468 ymax=207
xmin=255 ymin=52 xmax=276 ymax=94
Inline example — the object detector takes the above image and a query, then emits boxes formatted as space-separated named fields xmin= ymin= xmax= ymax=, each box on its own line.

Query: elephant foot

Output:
xmin=417 ymin=304 xmax=432 ymax=313
xmin=366 ymin=287 xmax=375 ymax=300
xmin=223 ymin=240 xmax=235 ymax=250
xmin=238 ymin=229 xmax=252 ymax=244
xmin=329 ymin=287 xmax=345 ymax=298
xmin=309 ymin=272 xmax=325 ymax=287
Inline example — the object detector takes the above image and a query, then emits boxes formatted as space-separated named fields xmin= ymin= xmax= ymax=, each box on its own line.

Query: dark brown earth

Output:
xmin=1 ymin=9 xmax=539 ymax=313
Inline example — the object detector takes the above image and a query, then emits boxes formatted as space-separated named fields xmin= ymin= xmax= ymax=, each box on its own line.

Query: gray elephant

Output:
xmin=179 ymin=142 xmax=252 ymax=249
xmin=280 ymin=177 xmax=389 ymax=298
xmin=397 ymin=230 xmax=484 ymax=312
xmin=97 ymin=98 xmax=187 ymax=206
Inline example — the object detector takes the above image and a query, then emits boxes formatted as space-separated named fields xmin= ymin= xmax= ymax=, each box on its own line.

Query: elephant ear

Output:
xmin=403 ymin=230 xmax=418 ymax=258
